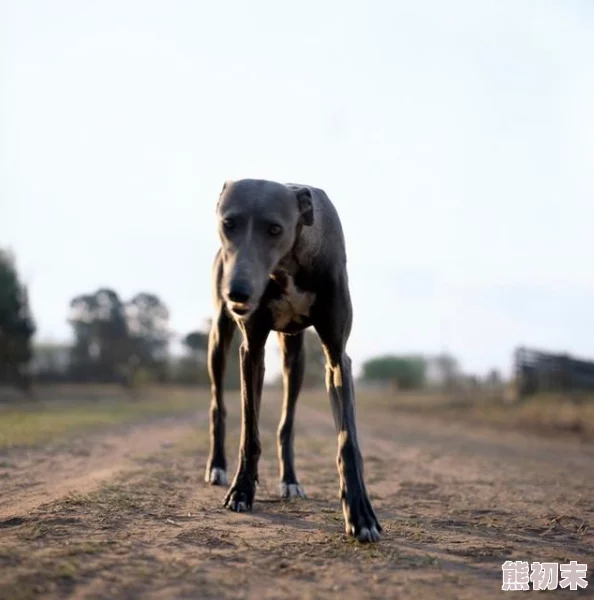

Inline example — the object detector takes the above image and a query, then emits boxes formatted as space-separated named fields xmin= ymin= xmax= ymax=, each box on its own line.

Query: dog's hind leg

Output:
xmin=205 ymin=306 xmax=235 ymax=486
xmin=314 ymin=275 xmax=382 ymax=543
xmin=277 ymin=331 xmax=307 ymax=499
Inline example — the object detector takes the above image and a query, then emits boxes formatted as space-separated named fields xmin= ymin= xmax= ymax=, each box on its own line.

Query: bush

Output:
xmin=361 ymin=354 xmax=426 ymax=390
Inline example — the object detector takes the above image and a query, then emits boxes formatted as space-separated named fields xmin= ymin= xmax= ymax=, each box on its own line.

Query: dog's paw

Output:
xmin=343 ymin=491 xmax=382 ymax=543
xmin=205 ymin=467 xmax=228 ymax=486
xmin=280 ymin=482 xmax=307 ymax=499
xmin=347 ymin=522 xmax=382 ymax=543
xmin=223 ymin=479 xmax=256 ymax=512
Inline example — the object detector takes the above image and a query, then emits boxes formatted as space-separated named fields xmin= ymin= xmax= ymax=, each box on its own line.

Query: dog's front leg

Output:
xmin=223 ymin=327 xmax=267 ymax=512
xmin=205 ymin=307 xmax=236 ymax=486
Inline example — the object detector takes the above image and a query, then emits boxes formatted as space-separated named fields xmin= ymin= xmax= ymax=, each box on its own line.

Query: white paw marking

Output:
xmin=205 ymin=467 xmax=228 ymax=485
xmin=234 ymin=501 xmax=248 ymax=512
xmin=280 ymin=482 xmax=307 ymax=499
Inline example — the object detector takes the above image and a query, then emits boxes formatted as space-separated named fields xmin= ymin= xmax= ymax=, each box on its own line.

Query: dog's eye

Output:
xmin=269 ymin=224 xmax=282 ymax=236
xmin=222 ymin=218 xmax=235 ymax=231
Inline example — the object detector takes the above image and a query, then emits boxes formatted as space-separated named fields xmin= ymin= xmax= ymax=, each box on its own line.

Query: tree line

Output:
xmin=1 ymin=248 xmax=478 ymax=394
xmin=0 ymin=248 xmax=330 ymax=391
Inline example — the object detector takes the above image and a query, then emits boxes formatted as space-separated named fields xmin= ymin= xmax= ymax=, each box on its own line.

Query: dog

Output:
xmin=205 ymin=178 xmax=381 ymax=543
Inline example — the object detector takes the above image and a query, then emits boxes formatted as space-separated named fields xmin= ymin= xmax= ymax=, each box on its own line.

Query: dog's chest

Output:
xmin=267 ymin=273 xmax=316 ymax=331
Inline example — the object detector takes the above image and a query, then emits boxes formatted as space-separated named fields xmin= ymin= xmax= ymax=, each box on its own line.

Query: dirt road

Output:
xmin=0 ymin=390 xmax=592 ymax=599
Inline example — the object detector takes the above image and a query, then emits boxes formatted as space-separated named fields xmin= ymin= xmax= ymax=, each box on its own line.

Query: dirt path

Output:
xmin=0 ymin=416 xmax=199 ymax=521
xmin=0 ymin=392 xmax=592 ymax=599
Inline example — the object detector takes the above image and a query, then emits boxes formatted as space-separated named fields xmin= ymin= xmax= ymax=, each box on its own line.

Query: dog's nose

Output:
xmin=227 ymin=282 xmax=252 ymax=304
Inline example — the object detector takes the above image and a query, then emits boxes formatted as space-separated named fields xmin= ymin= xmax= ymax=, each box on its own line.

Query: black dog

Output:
xmin=205 ymin=179 xmax=381 ymax=543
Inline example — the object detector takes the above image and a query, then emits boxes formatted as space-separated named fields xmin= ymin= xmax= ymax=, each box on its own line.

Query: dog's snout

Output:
xmin=227 ymin=281 xmax=253 ymax=304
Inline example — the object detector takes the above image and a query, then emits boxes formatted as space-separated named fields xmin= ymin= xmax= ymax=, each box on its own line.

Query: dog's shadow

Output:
xmin=251 ymin=496 xmax=340 ymax=534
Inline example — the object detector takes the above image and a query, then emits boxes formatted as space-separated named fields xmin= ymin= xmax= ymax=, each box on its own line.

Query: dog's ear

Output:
xmin=294 ymin=187 xmax=314 ymax=226
xmin=217 ymin=180 xmax=232 ymax=210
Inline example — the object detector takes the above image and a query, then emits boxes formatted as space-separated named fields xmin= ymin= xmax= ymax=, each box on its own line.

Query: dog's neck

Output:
xmin=267 ymin=222 xmax=316 ymax=329
xmin=271 ymin=222 xmax=305 ymax=280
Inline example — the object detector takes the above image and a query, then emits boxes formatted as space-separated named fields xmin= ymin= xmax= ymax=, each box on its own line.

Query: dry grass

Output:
xmin=0 ymin=385 xmax=209 ymax=449
xmin=1 ymin=382 xmax=593 ymax=451
xmin=347 ymin=387 xmax=594 ymax=443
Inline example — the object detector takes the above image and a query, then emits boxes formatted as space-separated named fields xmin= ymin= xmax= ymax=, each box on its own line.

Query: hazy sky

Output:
xmin=2 ymin=0 xmax=593 ymax=380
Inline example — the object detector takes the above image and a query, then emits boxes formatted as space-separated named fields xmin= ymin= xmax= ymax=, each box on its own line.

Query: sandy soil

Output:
xmin=0 ymin=391 xmax=592 ymax=599
xmin=0 ymin=417 xmax=197 ymax=521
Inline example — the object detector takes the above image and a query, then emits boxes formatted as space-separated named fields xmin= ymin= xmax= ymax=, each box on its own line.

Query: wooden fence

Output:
xmin=514 ymin=346 xmax=594 ymax=396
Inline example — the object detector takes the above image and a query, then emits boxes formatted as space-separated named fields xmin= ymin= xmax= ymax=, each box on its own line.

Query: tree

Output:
xmin=182 ymin=331 xmax=208 ymax=357
xmin=68 ymin=292 xmax=96 ymax=380
xmin=125 ymin=293 xmax=171 ymax=382
xmin=68 ymin=288 xmax=130 ymax=382
xmin=68 ymin=289 xmax=173 ymax=385
xmin=174 ymin=330 xmax=210 ymax=385
xmin=361 ymin=354 xmax=426 ymax=390
xmin=0 ymin=249 xmax=36 ymax=390
xmin=175 ymin=323 xmax=243 ymax=388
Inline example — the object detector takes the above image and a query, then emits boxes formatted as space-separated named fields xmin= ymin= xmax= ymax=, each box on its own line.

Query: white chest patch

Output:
xmin=268 ymin=274 xmax=316 ymax=330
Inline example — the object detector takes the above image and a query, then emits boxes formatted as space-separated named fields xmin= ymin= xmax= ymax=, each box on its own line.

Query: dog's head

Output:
xmin=216 ymin=179 xmax=314 ymax=319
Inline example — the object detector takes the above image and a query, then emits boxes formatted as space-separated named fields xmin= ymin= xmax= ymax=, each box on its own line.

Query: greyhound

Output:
xmin=205 ymin=178 xmax=382 ymax=543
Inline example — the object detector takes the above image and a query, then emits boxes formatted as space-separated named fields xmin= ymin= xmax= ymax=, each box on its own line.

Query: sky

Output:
xmin=1 ymin=0 xmax=594 ymax=381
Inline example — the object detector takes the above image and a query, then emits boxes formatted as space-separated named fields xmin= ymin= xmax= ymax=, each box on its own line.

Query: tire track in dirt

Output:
xmin=0 ymin=414 xmax=202 ymax=521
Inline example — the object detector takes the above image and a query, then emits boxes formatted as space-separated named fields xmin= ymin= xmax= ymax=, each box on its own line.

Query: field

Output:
xmin=0 ymin=385 xmax=592 ymax=599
